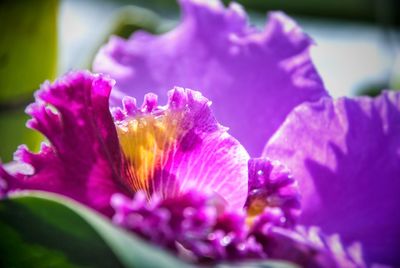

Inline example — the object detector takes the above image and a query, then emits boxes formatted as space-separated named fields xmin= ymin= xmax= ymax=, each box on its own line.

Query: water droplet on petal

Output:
xmin=221 ymin=235 xmax=232 ymax=246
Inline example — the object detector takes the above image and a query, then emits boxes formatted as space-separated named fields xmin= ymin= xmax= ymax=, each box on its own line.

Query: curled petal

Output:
xmin=0 ymin=71 xmax=127 ymax=215
xmin=245 ymin=158 xmax=301 ymax=226
xmin=93 ymin=0 xmax=327 ymax=155
xmin=263 ymin=91 xmax=400 ymax=265
xmin=114 ymin=87 xmax=249 ymax=209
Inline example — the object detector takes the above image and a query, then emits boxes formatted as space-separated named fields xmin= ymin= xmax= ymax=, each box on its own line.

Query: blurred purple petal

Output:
xmin=93 ymin=0 xmax=327 ymax=155
xmin=0 ymin=71 xmax=128 ymax=215
xmin=114 ymin=87 xmax=249 ymax=209
xmin=263 ymin=91 xmax=400 ymax=265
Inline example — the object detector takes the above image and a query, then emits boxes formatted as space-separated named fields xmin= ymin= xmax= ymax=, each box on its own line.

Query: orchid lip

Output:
xmin=110 ymin=87 xmax=250 ymax=209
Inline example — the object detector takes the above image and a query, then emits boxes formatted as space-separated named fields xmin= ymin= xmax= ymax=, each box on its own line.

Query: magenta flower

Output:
xmin=93 ymin=0 xmax=400 ymax=266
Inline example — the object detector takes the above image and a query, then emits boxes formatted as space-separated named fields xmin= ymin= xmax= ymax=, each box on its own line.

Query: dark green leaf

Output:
xmin=216 ymin=260 xmax=299 ymax=268
xmin=0 ymin=191 xmax=189 ymax=268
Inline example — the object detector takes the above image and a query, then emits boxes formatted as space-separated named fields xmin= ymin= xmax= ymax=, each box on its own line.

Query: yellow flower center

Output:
xmin=115 ymin=109 xmax=186 ymax=198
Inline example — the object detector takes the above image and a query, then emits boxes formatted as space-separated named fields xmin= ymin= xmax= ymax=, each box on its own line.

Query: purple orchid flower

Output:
xmin=0 ymin=0 xmax=398 ymax=267
xmin=0 ymin=71 xmax=363 ymax=267
xmin=92 ymin=0 xmax=400 ymax=266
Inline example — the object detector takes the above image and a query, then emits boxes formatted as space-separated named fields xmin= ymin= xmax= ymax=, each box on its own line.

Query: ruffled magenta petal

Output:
xmin=263 ymin=91 xmax=400 ymax=265
xmin=93 ymin=0 xmax=327 ymax=155
xmin=114 ymin=87 xmax=250 ymax=209
xmin=113 ymin=189 xmax=366 ymax=266
xmin=0 ymin=71 xmax=128 ymax=215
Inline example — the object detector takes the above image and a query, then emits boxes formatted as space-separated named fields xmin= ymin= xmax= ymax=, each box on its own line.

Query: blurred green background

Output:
xmin=0 ymin=0 xmax=399 ymax=162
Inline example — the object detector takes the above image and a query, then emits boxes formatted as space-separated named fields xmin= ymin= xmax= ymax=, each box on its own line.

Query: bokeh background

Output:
xmin=0 ymin=0 xmax=399 ymax=161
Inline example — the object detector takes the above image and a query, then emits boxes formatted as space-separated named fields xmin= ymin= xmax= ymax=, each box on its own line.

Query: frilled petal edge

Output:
xmin=113 ymin=189 xmax=365 ymax=267
xmin=245 ymin=157 xmax=301 ymax=226
xmin=0 ymin=71 xmax=128 ymax=215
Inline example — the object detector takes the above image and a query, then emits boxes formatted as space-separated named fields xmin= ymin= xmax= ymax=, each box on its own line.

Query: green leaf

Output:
xmin=0 ymin=191 xmax=189 ymax=268
xmin=0 ymin=0 xmax=58 ymax=104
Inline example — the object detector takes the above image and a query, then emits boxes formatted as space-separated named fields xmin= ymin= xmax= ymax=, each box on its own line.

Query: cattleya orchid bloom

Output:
xmin=94 ymin=0 xmax=400 ymax=266
xmin=0 ymin=0 xmax=398 ymax=267
xmin=0 ymin=71 xmax=363 ymax=267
